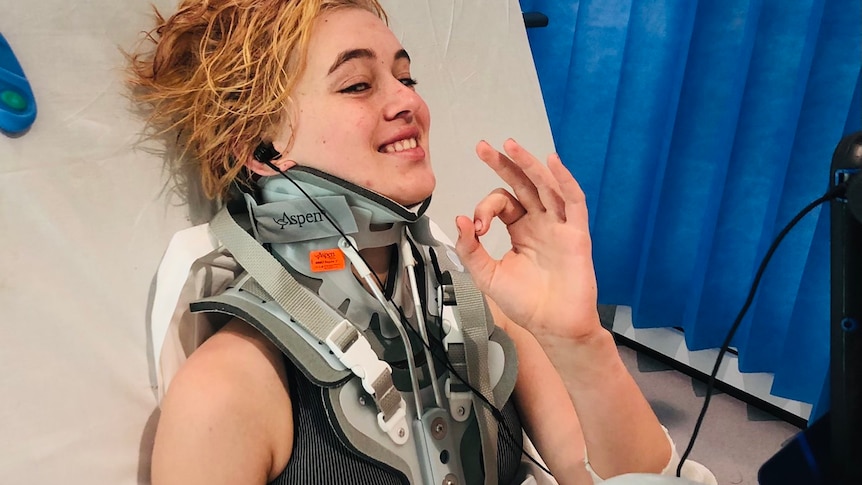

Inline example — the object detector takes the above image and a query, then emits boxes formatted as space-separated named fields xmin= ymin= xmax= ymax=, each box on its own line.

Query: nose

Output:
xmin=382 ymin=77 xmax=423 ymax=123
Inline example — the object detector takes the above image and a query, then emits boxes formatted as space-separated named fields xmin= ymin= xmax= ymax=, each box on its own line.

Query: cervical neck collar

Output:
xmin=241 ymin=166 xmax=435 ymax=357
xmin=253 ymin=166 xmax=431 ymax=248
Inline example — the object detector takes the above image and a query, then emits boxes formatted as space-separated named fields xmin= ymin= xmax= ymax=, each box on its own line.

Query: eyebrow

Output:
xmin=327 ymin=48 xmax=411 ymax=75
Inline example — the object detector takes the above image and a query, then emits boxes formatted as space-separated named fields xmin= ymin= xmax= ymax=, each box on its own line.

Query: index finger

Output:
xmin=476 ymin=140 xmax=543 ymax=213
xmin=502 ymin=139 xmax=566 ymax=220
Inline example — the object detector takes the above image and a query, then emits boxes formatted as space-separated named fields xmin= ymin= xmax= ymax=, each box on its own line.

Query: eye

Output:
xmin=400 ymin=77 xmax=418 ymax=88
xmin=339 ymin=82 xmax=371 ymax=94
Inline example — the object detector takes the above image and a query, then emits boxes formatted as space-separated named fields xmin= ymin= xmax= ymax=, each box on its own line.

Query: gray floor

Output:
xmin=611 ymin=319 xmax=804 ymax=484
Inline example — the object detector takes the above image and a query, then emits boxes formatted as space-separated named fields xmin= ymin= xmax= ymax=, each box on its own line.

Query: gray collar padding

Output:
xmin=249 ymin=166 xmax=432 ymax=251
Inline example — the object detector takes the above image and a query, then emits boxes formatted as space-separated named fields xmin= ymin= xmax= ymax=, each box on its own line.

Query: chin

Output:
xmin=396 ymin=192 xmax=432 ymax=207
xmin=396 ymin=188 xmax=435 ymax=207
xmin=410 ymin=178 xmax=437 ymax=206
xmin=385 ymin=171 xmax=436 ymax=207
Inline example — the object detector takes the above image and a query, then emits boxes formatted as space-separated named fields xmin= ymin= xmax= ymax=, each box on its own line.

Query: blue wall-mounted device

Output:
xmin=0 ymin=33 xmax=37 ymax=135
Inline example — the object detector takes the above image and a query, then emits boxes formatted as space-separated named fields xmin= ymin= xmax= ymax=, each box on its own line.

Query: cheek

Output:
xmin=318 ymin=109 xmax=374 ymax=142
xmin=415 ymin=95 xmax=431 ymax=122
xmin=316 ymin=119 xmax=372 ymax=155
xmin=354 ymin=110 xmax=374 ymax=134
xmin=417 ymin=110 xmax=431 ymax=137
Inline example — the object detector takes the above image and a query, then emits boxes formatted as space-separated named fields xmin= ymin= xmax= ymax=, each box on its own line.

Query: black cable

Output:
xmin=260 ymin=161 xmax=554 ymax=477
xmin=676 ymin=181 xmax=851 ymax=477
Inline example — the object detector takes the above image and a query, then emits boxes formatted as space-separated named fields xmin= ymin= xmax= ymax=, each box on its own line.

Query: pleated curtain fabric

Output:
xmin=520 ymin=0 xmax=861 ymax=419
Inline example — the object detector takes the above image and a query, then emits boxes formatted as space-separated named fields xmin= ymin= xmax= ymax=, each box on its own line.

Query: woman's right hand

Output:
xmin=454 ymin=139 xmax=602 ymax=342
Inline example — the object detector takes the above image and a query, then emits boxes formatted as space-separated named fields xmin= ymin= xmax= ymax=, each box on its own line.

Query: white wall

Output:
xmin=0 ymin=0 xmax=553 ymax=483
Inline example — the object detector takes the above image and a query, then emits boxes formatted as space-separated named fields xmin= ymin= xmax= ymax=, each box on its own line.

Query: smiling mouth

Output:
xmin=380 ymin=137 xmax=419 ymax=153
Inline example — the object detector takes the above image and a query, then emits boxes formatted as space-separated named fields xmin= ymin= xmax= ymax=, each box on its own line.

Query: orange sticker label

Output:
xmin=310 ymin=248 xmax=346 ymax=272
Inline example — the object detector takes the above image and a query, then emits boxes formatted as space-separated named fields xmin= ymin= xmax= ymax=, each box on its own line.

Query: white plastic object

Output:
xmin=325 ymin=319 xmax=409 ymax=445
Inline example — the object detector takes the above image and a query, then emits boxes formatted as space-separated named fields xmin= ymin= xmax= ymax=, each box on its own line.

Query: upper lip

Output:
xmin=378 ymin=127 xmax=421 ymax=151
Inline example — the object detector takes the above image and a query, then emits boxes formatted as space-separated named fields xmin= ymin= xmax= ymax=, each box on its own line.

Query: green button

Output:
xmin=1 ymin=89 xmax=27 ymax=111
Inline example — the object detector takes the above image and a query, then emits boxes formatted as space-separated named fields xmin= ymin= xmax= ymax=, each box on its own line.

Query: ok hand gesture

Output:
xmin=454 ymin=139 xmax=601 ymax=341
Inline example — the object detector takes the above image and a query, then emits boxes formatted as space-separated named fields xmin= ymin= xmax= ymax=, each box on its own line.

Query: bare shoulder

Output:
xmin=151 ymin=318 xmax=294 ymax=485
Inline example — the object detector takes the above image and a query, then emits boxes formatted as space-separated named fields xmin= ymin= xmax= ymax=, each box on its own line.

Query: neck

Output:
xmin=360 ymin=245 xmax=395 ymax=284
xmin=349 ymin=245 xmax=394 ymax=298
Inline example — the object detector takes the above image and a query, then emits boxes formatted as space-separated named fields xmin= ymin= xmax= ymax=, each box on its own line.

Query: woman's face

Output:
xmin=271 ymin=8 xmax=435 ymax=206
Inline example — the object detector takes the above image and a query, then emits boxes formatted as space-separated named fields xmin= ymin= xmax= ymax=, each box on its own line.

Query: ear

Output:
xmin=245 ymin=155 xmax=297 ymax=176
xmin=244 ymin=143 xmax=297 ymax=176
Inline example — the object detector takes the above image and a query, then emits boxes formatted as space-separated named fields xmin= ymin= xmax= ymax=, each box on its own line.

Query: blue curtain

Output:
xmin=520 ymin=0 xmax=861 ymax=416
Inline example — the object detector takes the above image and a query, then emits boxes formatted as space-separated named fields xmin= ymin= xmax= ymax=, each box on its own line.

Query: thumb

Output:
xmin=453 ymin=215 xmax=495 ymax=292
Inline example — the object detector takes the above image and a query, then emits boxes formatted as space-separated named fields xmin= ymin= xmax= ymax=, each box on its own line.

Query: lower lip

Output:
xmin=384 ymin=146 xmax=426 ymax=162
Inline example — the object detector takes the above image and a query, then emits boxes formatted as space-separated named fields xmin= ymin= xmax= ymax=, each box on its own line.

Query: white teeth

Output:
xmin=382 ymin=137 xmax=418 ymax=153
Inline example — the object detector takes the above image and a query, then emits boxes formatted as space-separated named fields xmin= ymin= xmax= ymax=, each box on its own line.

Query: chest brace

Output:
xmin=189 ymin=169 xmax=519 ymax=485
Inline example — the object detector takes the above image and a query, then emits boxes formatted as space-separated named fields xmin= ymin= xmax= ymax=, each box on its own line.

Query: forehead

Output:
xmin=307 ymin=8 xmax=404 ymax=67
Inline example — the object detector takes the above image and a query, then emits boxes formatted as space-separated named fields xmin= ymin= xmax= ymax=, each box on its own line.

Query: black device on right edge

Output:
xmin=759 ymin=131 xmax=862 ymax=484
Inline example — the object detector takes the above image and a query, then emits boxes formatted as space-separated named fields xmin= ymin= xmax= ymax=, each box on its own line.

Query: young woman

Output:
xmin=129 ymin=1 xmax=708 ymax=484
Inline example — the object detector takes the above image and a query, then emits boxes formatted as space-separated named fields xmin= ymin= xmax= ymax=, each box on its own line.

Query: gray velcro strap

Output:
xmin=448 ymin=269 xmax=498 ymax=485
xmin=489 ymin=328 xmax=518 ymax=406
xmin=446 ymin=343 xmax=471 ymax=393
xmin=330 ymin=320 xmax=360 ymax=352
xmin=372 ymin=370 xmax=403 ymax=422
xmin=430 ymin=240 xmax=498 ymax=485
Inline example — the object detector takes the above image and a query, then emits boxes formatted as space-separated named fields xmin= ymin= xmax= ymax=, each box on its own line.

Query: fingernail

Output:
xmin=474 ymin=219 xmax=483 ymax=232
xmin=456 ymin=223 xmax=462 ymax=238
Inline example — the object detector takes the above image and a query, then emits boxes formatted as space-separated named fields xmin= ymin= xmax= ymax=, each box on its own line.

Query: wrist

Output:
xmin=531 ymin=310 xmax=607 ymax=346
xmin=533 ymin=327 xmax=626 ymax=385
xmin=533 ymin=326 xmax=614 ymax=355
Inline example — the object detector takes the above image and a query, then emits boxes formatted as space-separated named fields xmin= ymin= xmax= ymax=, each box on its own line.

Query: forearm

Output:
xmin=453 ymin=138 xmax=672 ymax=480
xmin=508 ymin=322 xmax=594 ymax=485
xmin=534 ymin=327 xmax=670 ymax=479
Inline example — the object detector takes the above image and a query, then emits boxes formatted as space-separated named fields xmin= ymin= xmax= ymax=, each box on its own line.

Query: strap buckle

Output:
xmin=326 ymin=320 xmax=409 ymax=444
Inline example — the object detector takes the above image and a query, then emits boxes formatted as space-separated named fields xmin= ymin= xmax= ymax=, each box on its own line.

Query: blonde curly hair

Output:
xmin=127 ymin=0 xmax=387 ymax=201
